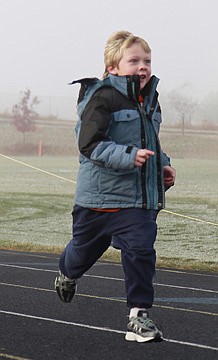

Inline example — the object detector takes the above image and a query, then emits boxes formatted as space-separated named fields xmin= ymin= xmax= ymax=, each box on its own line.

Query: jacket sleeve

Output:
xmin=161 ymin=150 xmax=171 ymax=166
xmin=78 ymin=92 xmax=138 ymax=170
xmin=153 ymin=103 xmax=171 ymax=167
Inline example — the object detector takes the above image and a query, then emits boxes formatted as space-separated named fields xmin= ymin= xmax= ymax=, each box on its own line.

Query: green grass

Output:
xmin=0 ymin=154 xmax=217 ymax=272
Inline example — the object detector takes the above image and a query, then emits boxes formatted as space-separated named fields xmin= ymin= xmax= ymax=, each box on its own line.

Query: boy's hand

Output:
xmin=134 ymin=149 xmax=154 ymax=167
xmin=164 ymin=166 xmax=176 ymax=187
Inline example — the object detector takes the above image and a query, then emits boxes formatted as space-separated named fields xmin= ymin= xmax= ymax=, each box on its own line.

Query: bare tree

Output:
xmin=12 ymin=89 xmax=40 ymax=143
xmin=199 ymin=91 xmax=218 ymax=128
xmin=168 ymin=84 xmax=198 ymax=135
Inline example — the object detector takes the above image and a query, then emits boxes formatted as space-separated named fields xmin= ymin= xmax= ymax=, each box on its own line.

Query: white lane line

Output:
xmin=0 ymin=263 xmax=217 ymax=294
xmin=0 ymin=250 xmax=217 ymax=277
xmin=157 ymin=268 xmax=218 ymax=278
xmin=97 ymin=263 xmax=218 ymax=278
xmin=0 ymin=310 xmax=217 ymax=352
xmin=85 ymin=275 xmax=218 ymax=294
xmin=0 ymin=310 xmax=124 ymax=334
xmin=153 ymin=282 xmax=218 ymax=294
xmin=0 ymin=249 xmax=217 ymax=278
xmin=163 ymin=338 xmax=218 ymax=351
xmin=1 ymin=282 xmax=217 ymax=317
xmin=0 ymin=353 xmax=30 ymax=360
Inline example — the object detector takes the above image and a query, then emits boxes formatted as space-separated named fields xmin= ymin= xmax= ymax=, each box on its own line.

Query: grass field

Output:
xmin=0 ymin=118 xmax=217 ymax=271
xmin=0 ymin=153 xmax=217 ymax=272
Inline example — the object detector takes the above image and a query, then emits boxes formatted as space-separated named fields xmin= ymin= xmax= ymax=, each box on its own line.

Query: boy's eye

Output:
xmin=129 ymin=58 xmax=151 ymax=65
xmin=130 ymin=58 xmax=138 ymax=63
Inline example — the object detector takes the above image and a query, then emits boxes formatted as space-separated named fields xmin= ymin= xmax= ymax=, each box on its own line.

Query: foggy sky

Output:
xmin=0 ymin=0 xmax=218 ymax=102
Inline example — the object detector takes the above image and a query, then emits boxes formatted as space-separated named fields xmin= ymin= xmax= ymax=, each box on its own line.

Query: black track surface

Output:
xmin=0 ymin=249 xmax=217 ymax=360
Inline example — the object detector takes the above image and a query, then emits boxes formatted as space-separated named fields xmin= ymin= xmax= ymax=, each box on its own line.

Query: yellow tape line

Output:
xmin=162 ymin=209 xmax=218 ymax=227
xmin=0 ymin=153 xmax=76 ymax=184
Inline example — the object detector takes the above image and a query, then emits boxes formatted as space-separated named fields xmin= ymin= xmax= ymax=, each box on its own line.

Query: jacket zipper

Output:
xmin=138 ymin=102 xmax=149 ymax=209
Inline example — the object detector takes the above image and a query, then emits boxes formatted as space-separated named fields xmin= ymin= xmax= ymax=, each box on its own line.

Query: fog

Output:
xmin=0 ymin=0 xmax=218 ymax=109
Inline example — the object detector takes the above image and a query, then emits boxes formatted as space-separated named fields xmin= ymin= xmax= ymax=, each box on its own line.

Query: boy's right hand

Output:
xmin=134 ymin=149 xmax=154 ymax=167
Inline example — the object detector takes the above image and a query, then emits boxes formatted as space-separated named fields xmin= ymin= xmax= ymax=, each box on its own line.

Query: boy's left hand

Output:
xmin=164 ymin=166 xmax=176 ymax=188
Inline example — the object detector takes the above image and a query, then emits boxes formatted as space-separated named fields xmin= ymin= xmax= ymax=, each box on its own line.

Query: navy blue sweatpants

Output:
xmin=59 ymin=206 xmax=158 ymax=309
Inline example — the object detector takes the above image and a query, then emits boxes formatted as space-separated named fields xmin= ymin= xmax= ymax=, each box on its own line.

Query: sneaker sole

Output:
xmin=125 ymin=331 xmax=162 ymax=343
xmin=54 ymin=276 xmax=77 ymax=303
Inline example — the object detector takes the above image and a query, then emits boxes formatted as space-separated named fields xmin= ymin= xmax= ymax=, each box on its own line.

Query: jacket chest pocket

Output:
xmin=109 ymin=109 xmax=140 ymax=144
xmin=152 ymin=111 xmax=162 ymax=135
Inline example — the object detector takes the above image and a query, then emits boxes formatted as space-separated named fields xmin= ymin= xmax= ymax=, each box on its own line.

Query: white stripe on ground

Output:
xmin=0 ymin=250 xmax=217 ymax=278
xmin=0 ymin=263 xmax=217 ymax=294
xmin=1 ymin=282 xmax=217 ymax=316
xmin=0 ymin=310 xmax=217 ymax=352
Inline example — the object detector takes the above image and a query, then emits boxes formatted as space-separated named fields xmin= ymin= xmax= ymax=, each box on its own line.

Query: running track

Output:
xmin=0 ymin=249 xmax=217 ymax=360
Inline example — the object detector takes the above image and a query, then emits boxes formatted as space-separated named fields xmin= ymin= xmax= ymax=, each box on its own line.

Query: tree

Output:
xmin=12 ymin=89 xmax=40 ymax=143
xmin=168 ymin=83 xmax=198 ymax=135
xmin=198 ymin=92 xmax=218 ymax=128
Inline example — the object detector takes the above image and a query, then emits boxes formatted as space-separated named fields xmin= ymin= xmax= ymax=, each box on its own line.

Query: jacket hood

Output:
xmin=70 ymin=74 xmax=160 ymax=111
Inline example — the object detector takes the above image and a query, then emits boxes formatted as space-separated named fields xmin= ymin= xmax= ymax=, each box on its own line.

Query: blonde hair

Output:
xmin=103 ymin=30 xmax=151 ymax=79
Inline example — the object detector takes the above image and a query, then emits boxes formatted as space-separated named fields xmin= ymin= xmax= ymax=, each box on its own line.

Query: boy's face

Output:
xmin=108 ymin=43 xmax=151 ymax=90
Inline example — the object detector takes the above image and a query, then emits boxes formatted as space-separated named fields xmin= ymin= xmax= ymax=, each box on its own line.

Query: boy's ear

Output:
xmin=107 ymin=65 xmax=118 ymax=75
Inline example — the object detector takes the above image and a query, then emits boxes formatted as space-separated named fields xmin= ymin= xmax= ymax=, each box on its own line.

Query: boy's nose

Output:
xmin=139 ymin=62 xmax=146 ymax=70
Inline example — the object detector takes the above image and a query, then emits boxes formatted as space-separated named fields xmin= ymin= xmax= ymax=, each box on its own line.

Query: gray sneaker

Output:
xmin=54 ymin=271 xmax=77 ymax=303
xmin=125 ymin=310 xmax=163 ymax=343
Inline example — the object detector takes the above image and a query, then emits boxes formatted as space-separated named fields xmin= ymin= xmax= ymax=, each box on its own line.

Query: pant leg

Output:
xmin=59 ymin=206 xmax=111 ymax=279
xmin=112 ymin=209 xmax=158 ymax=309
xmin=59 ymin=206 xmax=157 ymax=308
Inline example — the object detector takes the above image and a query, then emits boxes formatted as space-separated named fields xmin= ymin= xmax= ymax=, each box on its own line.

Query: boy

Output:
xmin=55 ymin=30 xmax=176 ymax=343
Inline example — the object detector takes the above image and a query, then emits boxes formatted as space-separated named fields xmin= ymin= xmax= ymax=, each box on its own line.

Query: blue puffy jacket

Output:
xmin=72 ymin=74 xmax=171 ymax=210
